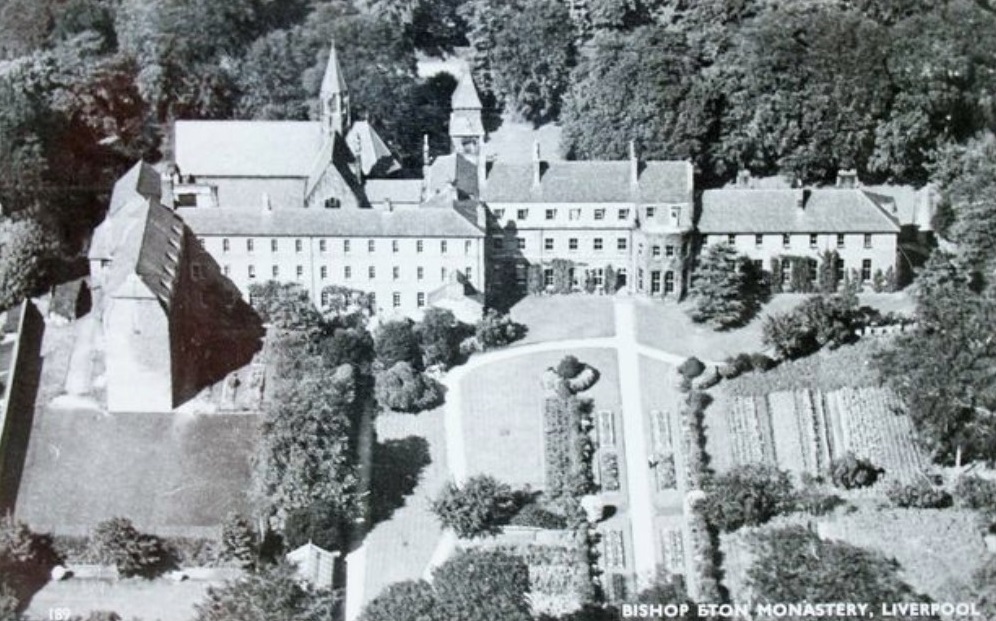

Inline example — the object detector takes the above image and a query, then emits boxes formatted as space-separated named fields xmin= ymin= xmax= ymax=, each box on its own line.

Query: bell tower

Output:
xmin=449 ymin=70 xmax=485 ymax=160
xmin=320 ymin=39 xmax=350 ymax=137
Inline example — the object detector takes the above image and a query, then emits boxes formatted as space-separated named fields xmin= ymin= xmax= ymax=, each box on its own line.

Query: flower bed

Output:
xmin=656 ymin=454 xmax=677 ymax=491
xmin=661 ymin=527 xmax=686 ymax=575
xmin=598 ymin=410 xmax=616 ymax=447
xmin=600 ymin=451 xmax=621 ymax=492
xmin=603 ymin=530 xmax=625 ymax=569
xmin=768 ymin=391 xmax=808 ymax=475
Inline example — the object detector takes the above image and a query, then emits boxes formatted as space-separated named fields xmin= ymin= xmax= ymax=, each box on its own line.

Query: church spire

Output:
xmin=320 ymin=38 xmax=350 ymax=136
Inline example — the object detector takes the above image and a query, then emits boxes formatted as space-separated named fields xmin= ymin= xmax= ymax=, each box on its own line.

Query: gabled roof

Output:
xmin=364 ymin=179 xmax=423 ymax=205
xmin=428 ymin=153 xmax=478 ymax=198
xmin=346 ymin=121 xmax=400 ymax=177
xmin=320 ymin=42 xmax=348 ymax=97
xmin=178 ymin=203 xmax=485 ymax=238
xmin=482 ymin=160 xmax=692 ymax=204
xmin=452 ymin=71 xmax=482 ymax=110
xmin=698 ymin=188 xmax=902 ymax=234
xmin=90 ymin=162 xmax=185 ymax=306
xmin=305 ymin=131 xmax=367 ymax=207
xmin=861 ymin=184 xmax=938 ymax=231
xmin=174 ymin=121 xmax=323 ymax=178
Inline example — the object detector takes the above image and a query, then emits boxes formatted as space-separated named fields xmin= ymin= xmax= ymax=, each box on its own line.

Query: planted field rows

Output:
xmin=725 ymin=387 xmax=926 ymax=482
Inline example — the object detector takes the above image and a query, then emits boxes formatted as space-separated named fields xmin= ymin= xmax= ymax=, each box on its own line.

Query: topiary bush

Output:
xmin=567 ymin=366 xmax=599 ymax=393
xmin=717 ymin=362 xmax=741 ymax=380
xmin=830 ymin=453 xmax=882 ymax=490
xmin=556 ymin=355 xmax=584 ymax=379
xmin=694 ymin=367 xmax=721 ymax=390
xmin=886 ymin=480 xmax=953 ymax=509
xmin=678 ymin=357 xmax=705 ymax=380
xmin=217 ymin=513 xmax=257 ymax=569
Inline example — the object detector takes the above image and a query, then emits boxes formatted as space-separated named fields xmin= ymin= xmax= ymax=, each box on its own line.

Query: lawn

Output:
xmin=636 ymin=291 xmax=914 ymax=362
xmin=15 ymin=407 xmax=258 ymax=538
xmin=460 ymin=348 xmax=620 ymax=489
xmin=509 ymin=295 xmax=615 ymax=344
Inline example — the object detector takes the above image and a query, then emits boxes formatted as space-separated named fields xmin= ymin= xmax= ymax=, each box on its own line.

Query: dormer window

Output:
xmin=324 ymin=197 xmax=341 ymax=209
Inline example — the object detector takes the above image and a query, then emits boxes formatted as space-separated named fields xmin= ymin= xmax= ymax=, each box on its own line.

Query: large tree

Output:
xmin=461 ymin=0 xmax=575 ymax=122
xmin=0 ymin=217 xmax=59 ymax=310
xmin=560 ymin=26 xmax=716 ymax=166
xmin=747 ymin=526 xmax=925 ymax=618
xmin=687 ymin=243 xmax=761 ymax=329
xmin=698 ymin=464 xmax=795 ymax=532
xmin=875 ymin=251 xmax=996 ymax=464
xmin=194 ymin=562 xmax=338 ymax=621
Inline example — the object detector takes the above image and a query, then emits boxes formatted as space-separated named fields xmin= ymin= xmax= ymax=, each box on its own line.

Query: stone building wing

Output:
xmin=698 ymin=188 xmax=903 ymax=234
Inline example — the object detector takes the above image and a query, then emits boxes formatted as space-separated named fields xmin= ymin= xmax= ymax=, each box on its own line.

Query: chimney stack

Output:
xmin=629 ymin=140 xmax=638 ymax=186
xmin=796 ymin=188 xmax=809 ymax=210
xmin=736 ymin=169 xmax=751 ymax=188
xmin=836 ymin=169 xmax=858 ymax=188
xmin=532 ymin=141 xmax=541 ymax=187
xmin=262 ymin=193 xmax=272 ymax=213
xmin=476 ymin=202 xmax=488 ymax=229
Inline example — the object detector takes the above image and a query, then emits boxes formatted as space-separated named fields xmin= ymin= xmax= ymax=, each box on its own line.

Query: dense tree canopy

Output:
xmin=194 ymin=562 xmax=338 ymax=621
xmin=747 ymin=526 xmax=925 ymax=617
xmin=0 ymin=217 xmax=59 ymax=310
xmin=687 ymin=243 xmax=761 ymax=329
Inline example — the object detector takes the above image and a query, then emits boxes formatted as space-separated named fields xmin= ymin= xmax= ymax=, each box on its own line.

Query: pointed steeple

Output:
xmin=320 ymin=38 xmax=350 ymax=136
xmin=451 ymin=70 xmax=482 ymax=111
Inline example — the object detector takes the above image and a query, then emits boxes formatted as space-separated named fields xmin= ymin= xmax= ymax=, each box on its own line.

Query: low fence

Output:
xmin=0 ymin=300 xmax=45 ymax=512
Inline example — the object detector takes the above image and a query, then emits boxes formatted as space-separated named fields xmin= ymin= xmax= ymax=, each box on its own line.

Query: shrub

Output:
xmin=717 ymin=363 xmax=741 ymax=380
xmin=694 ymin=368 xmax=721 ymax=390
xmin=830 ymin=453 xmax=882 ymax=489
xmin=954 ymin=476 xmax=996 ymax=511
xmin=699 ymin=464 xmax=795 ymax=532
xmin=600 ymin=452 xmax=620 ymax=491
xmin=678 ymin=357 xmax=705 ymax=379
xmin=283 ymin=501 xmax=346 ymax=552
xmin=556 ymin=355 xmax=584 ymax=379
xmin=794 ymin=488 xmax=845 ymax=515
xmin=89 ymin=518 xmax=172 ymax=578
xmin=886 ymin=480 xmax=953 ymax=509
xmin=688 ymin=244 xmax=762 ymax=329
xmin=508 ymin=503 xmax=568 ymax=529
xmin=749 ymin=352 xmax=777 ymax=371
xmin=431 ymin=476 xmax=519 ymax=539
xmin=567 ymin=366 xmax=599 ymax=392
xmin=475 ymin=310 xmax=527 ymax=350
xmin=374 ymin=319 xmax=423 ymax=369
xmin=416 ymin=308 xmax=467 ymax=369
xmin=217 ymin=513 xmax=257 ymax=569
xmin=375 ymin=361 xmax=444 ymax=413
xmin=763 ymin=294 xmax=861 ymax=359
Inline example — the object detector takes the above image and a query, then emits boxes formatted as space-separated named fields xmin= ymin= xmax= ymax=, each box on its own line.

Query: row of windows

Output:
xmin=494 ymin=236 xmax=633 ymax=252
xmin=319 ymin=290 xmax=427 ymax=309
xmin=494 ymin=207 xmax=634 ymax=222
xmin=223 ymin=238 xmax=476 ymax=255
xmin=760 ymin=257 xmax=876 ymax=282
xmin=709 ymin=233 xmax=874 ymax=250
xmin=228 ymin=264 xmax=471 ymax=282
xmin=635 ymin=269 xmax=676 ymax=294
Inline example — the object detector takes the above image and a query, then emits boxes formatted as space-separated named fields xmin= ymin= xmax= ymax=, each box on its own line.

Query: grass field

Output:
xmin=461 ymin=348 xmax=620 ymax=488
xmin=15 ymin=408 xmax=258 ymax=537
xmin=509 ymin=296 xmax=615 ymax=345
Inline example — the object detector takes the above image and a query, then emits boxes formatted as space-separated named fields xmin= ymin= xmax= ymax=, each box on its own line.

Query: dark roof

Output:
xmin=452 ymin=72 xmax=482 ymax=110
xmin=481 ymin=160 xmax=692 ymax=204
xmin=178 ymin=203 xmax=485 ymax=238
xmin=89 ymin=162 xmax=186 ymax=306
xmin=698 ymin=188 xmax=902 ymax=234
xmin=305 ymin=131 xmax=367 ymax=206
xmin=346 ymin=121 xmax=400 ymax=177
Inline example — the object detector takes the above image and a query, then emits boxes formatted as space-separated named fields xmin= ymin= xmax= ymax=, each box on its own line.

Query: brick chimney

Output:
xmin=796 ymin=188 xmax=810 ymax=210
xmin=836 ymin=169 xmax=858 ymax=188
xmin=532 ymin=141 xmax=541 ymax=187
xmin=736 ymin=169 xmax=751 ymax=188
xmin=476 ymin=201 xmax=488 ymax=229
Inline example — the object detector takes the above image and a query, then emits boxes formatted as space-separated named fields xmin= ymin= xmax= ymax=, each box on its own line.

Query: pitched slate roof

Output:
xmin=452 ymin=72 xmax=482 ymax=110
xmin=364 ymin=179 xmax=424 ymax=205
xmin=177 ymin=203 xmax=485 ymax=238
xmin=698 ymin=188 xmax=902 ymax=234
xmin=862 ymin=184 xmax=938 ymax=230
xmin=449 ymin=111 xmax=485 ymax=138
xmin=346 ymin=121 xmax=400 ymax=177
xmin=481 ymin=160 xmax=692 ymax=204
xmin=428 ymin=153 xmax=478 ymax=198
xmin=89 ymin=162 xmax=186 ymax=306
xmin=174 ymin=121 xmax=323 ymax=178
